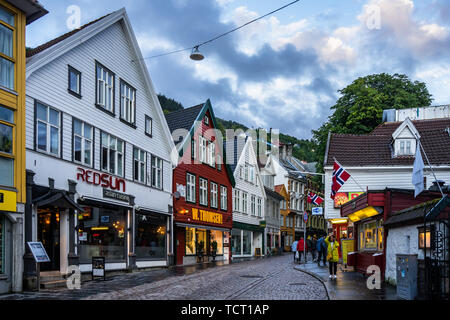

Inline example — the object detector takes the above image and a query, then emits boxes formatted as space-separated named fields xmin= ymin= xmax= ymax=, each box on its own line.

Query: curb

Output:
xmin=293 ymin=265 xmax=333 ymax=300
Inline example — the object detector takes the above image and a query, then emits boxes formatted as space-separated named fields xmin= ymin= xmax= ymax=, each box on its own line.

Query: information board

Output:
xmin=92 ymin=256 xmax=106 ymax=280
xmin=27 ymin=242 xmax=50 ymax=263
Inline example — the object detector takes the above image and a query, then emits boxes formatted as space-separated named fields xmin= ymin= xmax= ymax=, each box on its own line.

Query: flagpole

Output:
xmin=414 ymin=136 xmax=445 ymax=197
xmin=333 ymin=157 xmax=366 ymax=193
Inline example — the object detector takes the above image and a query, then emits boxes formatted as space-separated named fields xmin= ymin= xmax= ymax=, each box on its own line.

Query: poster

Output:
xmin=341 ymin=239 xmax=355 ymax=265
xmin=27 ymin=242 xmax=50 ymax=263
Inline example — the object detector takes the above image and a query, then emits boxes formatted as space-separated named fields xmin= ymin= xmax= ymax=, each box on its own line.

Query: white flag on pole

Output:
xmin=412 ymin=140 xmax=425 ymax=197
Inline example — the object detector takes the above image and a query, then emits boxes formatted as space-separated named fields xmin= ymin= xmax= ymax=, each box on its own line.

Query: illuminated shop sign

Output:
xmin=192 ymin=208 xmax=223 ymax=224
xmin=76 ymin=167 xmax=126 ymax=192
xmin=334 ymin=192 xmax=364 ymax=208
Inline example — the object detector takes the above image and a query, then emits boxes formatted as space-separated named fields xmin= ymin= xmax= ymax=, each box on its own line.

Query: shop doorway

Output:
xmin=37 ymin=209 xmax=60 ymax=271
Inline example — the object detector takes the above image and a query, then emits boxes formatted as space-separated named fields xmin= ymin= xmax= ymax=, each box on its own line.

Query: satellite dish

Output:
xmin=190 ymin=46 xmax=204 ymax=61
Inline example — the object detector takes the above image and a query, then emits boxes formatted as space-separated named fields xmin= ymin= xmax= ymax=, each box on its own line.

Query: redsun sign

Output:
xmin=76 ymin=167 xmax=126 ymax=192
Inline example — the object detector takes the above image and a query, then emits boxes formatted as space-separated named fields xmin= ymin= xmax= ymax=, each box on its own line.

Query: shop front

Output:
xmin=231 ymin=221 xmax=264 ymax=259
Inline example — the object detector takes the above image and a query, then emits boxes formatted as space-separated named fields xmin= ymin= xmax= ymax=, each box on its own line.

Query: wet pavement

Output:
xmin=295 ymin=259 xmax=398 ymax=300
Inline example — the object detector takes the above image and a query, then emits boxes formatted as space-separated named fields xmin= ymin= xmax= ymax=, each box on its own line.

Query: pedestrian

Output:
xmin=291 ymin=238 xmax=298 ymax=263
xmin=297 ymin=236 xmax=306 ymax=264
xmin=306 ymin=235 xmax=312 ymax=260
xmin=316 ymin=235 xmax=327 ymax=266
xmin=311 ymin=235 xmax=318 ymax=261
xmin=325 ymin=233 xmax=340 ymax=279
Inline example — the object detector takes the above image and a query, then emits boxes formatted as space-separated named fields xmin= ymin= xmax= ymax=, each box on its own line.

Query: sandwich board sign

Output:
xmin=27 ymin=242 xmax=50 ymax=263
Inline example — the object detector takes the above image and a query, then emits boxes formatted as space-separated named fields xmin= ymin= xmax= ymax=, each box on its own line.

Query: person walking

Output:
xmin=325 ymin=233 xmax=340 ymax=279
xmin=306 ymin=235 xmax=312 ymax=261
xmin=316 ymin=235 xmax=327 ymax=267
xmin=291 ymin=239 xmax=298 ymax=263
xmin=311 ymin=235 xmax=318 ymax=261
xmin=297 ymin=236 xmax=306 ymax=264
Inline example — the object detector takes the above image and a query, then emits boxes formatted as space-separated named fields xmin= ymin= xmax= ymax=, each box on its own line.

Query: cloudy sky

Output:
xmin=26 ymin=0 xmax=450 ymax=139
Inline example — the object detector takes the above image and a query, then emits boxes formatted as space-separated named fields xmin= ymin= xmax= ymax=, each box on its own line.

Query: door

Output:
xmin=37 ymin=209 xmax=60 ymax=271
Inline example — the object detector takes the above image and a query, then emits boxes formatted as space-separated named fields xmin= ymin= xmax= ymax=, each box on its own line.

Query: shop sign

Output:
xmin=0 ymin=189 xmax=16 ymax=212
xmin=334 ymin=192 xmax=364 ymax=208
xmin=259 ymin=220 xmax=266 ymax=227
xmin=311 ymin=207 xmax=323 ymax=215
xmin=27 ymin=242 xmax=50 ymax=263
xmin=103 ymin=189 xmax=131 ymax=203
xmin=192 ymin=208 xmax=223 ymax=224
xmin=76 ymin=167 xmax=126 ymax=192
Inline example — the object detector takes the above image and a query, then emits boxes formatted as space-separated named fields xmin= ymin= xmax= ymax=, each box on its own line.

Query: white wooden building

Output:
xmin=23 ymin=8 xmax=176 ymax=285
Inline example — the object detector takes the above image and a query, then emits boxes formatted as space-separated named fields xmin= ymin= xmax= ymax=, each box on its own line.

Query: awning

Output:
xmin=175 ymin=222 xmax=230 ymax=232
xmin=77 ymin=196 xmax=133 ymax=210
xmin=136 ymin=206 xmax=172 ymax=216
xmin=347 ymin=206 xmax=383 ymax=223
xmin=33 ymin=190 xmax=85 ymax=212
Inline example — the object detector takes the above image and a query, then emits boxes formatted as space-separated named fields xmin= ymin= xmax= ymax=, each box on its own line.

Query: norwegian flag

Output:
xmin=307 ymin=192 xmax=324 ymax=206
xmin=331 ymin=160 xmax=351 ymax=200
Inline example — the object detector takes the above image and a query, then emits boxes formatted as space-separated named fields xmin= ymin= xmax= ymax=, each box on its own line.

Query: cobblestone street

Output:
xmin=0 ymin=254 xmax=328 ymax=300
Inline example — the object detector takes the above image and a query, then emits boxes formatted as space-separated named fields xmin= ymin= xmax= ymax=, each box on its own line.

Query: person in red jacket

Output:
xmin=297 ymin=236 xmax=306 ymax=264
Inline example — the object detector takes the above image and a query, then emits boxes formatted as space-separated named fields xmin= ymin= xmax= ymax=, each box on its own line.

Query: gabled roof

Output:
xmin=325 ymin=118 xmax=450 ymax=167
xmin=7 ymin=0 xmax=48 ymax=25
xmin=265 ymin=186 xmax=284 ymax=201
xmin=165 ymin=99 xmax=236 ymax=187
xmin=25 ymin=8 xmax=176 ymax=162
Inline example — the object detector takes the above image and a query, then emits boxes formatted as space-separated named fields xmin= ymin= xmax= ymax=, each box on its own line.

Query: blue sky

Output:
xmin=26 ymin=0 xmax=450 ymax=139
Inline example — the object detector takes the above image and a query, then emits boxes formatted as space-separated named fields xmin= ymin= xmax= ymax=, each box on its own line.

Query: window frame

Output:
xmin=186 ymin=173 xmax=196 ymax=203
xmin=220 ymin=185 xmax=228 ymax=211
xmin=133 ymin=146 xmax=146 ymax=184
xmin=150 ymin=154 xmax=163 ymax=189
xmin=199 ymin=177 xmax=208 ymax=206
xmin=145 ymin=115 xmax=152 ymax=138
xmin=242 ymin=192 xmax=248 ymax=214
xmin=0 ymin=104 xmax=14 ymax=188
xmin=119 ymin=78 xmax=136 ymax=127
xmin=250 ymin=195 xmax=256 ymax=216
xmin=35 ymin=101 xmax=61 ymax=158
xmin=72 ymin=118 xmax=93 ymax=167
xmin=233 ymin=189 xmax=240 ymax=212
xmin=95 ymin=60 xmax=115 ymax=117
xmin=210 ymin=182 xmax=218 ymax=209
xmin=68 ymin=65 xmax=82 ymax=98
xmin=100 ymin=131 xmax=125 ymax=177
xmin=0 ymin=5 xmax=15 ymax=92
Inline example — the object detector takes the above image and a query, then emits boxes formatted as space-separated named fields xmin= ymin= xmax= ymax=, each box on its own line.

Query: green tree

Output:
xmin=312 ymin=73 xmax=433 ymax=173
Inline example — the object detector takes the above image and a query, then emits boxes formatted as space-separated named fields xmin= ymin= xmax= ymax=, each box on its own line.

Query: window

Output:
xmin=0 ymin=216 xmax=4 ymax=273
xmin=145 ymin=116 xmax=152 ymax=137
xmin=398 ymin=139 xmax=414 ymax=156
xmin=242 ymin=230 xmax=252 ymax=255
xmin=242 ymin=192 xmax=248 ymax=214
xmin=186 ymin=173 xmax=196 ymax=203
xmin=233 ymin=189 xmax=240 ymax=212
xmin=191 ymin=138 xmax=197 ymax=160
xmin=120 ymin=80 xmax=136 ymax=125
xmin=96 ymin=62 xmax=114 ymax=113
xmin=36 ymin=102 xmax=60 ymax=156
xmin=250 ymin=195 xmax=256 ymax=216
xmin=249 ymin=166 xmax=255 ymax=183
xmin=0 ymin=6 xmax=14 ymax=90
xmin=359 ymin=220 xmax=383 ymax=250
xmin=210 ymin=230 xmax=223 ymax=255
xmin=199 ymin=136 xmax=207 ymax=163
xmin=133 ymin=147 xmax=146 ymax=183
xmin=204 ymin=116 xmax=209 ymax=125
xmin=101 ymin=132 xmax=124 ymax=176
xmin=418 ymin=227 xmax=431 ymax=249
xmin=0 ymin=105 xmax=13 ymax=187
xmin=151 ymin=155 xmax=162 ymax=189
xmin=231 ymin=229 xmax=241 ymax=255
xmin=208 ymin=141 xmax=215 ymax=167
xmin=257 ymin=198 xmax=262 ymax=217
xmin=210 ymin=182 xmax=218 ymax=208
xmin=135 ymin=213 xmax=166 ymax=259
xmin=217 ymin=154 xmax=222 ymax=171
xmin=199 ymin=178 xmax=208 ymax=206
xmin=244 ymin=164 xmax=248 ymax=181
xmin=68 ymin=65 xmax=81 ymax=97
xmin=73 ymin=119 xmax=93 ymax=166
xmin=185 ymin=227 xmax=196 ymax=255
xmin=220 ymin=186 xmax=227 ymax=210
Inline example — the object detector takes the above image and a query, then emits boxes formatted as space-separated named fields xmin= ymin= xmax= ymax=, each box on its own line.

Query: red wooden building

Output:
xmin=341 ymin=188 xmax=447 ymax=279
xmin=165 ymin=100 xmax=236 ymax=265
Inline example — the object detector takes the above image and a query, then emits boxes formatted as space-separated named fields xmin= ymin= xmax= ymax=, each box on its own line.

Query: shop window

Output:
xmin=418 ymin=227 xmax=431 ymax=249
xmin=96 ymin=61 xmax=114 ymax=114
xmin=78 ymin=207 xmax=126 ymax=262
xmin=199 ymin=178 xmax=208 ymax=206
xmin=0 ymin=6 xmax=15 ymax=90
xmin=133 ymin=147 xmax=146 ymax=183
xmin=135 ymin=213 xmax=166 ymax=259
xmin=359 ymin=220 xmax=384 ymax=251
xmin=120 ymin=79 xmax=136 ymax=125
xmin=186 ymin=173 xmax=196 ymax=203
xmin=36 ymin=102 xmax=61 ymax=157
xmin=101 ymin=132 xmax=124 ymax=176
xmin=185 ymin=227 xmax=196 ymax=255
xmin=0 ymin=216 xmax=4 ymax=273
xmin=210 ymin=230 xmax=223 ymax=255
xmin=196 ymin=229 xmax=207 ymax=253
xmin=220 ymin=186 xmax=227 ymax=210
xmin=68 ymin=65 xmax=81 ymax=98
xmin=231 ymin=229 xmax=241 ymax=255
xmin=0 ymin=105 xmax=14 ymax=187
xmin=73 ymin=119 xmax=93 ymax=166
xmin=243 ymin=230 xmax=252 ymax=255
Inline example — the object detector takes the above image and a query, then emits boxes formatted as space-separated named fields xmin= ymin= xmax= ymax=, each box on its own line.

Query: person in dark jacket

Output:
xmin=297 ymin=237 xmax=306 ymax=264
xmin=316 ymin=236 xmax=327 ymax=267
xmin=311 ymin=235 xmax=318 ymax=261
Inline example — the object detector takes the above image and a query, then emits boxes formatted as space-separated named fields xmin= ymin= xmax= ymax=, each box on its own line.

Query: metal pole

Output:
xmin=304 ymin=216 xmax=307 ymax=263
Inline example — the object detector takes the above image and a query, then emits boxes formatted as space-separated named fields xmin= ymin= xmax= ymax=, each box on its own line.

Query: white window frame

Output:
xmin=151 ymin=155 xmax=163 ymax=189
xmin=133 ymin=147 xmax=146 ymax=183
xmin=199 ymin=178 xmax=208 ymax=206
xmin=220 ymin=186 xmax=227 ymax=210
xmin=210 ymin=182 xmax=218 ymax=208
xmin=73 ymin=119 xmax=93 ymax=166
xmin=96 ymin=62 xmax=114 ymax=112
xmin=101 ymin=132 xmax=124 ymax=176
xmin=120 ymin=80 xmax=136 ymax=125
xmin=257 ymin=198 xmax=262 ymax=217
xmin=234 ymin=189 xmax=240 ymax=212
xmin=36 ymin=102 xmax=61 ymax=157
xmin=199 ymin=136 xmax=207 ymax=163
xmin=250 ymin=195 xmax=256 ymax=216
xmin=242 ymin=192 xmax=248 ymax=214
xmin=186 ymin=173 xmax=196 ymax=203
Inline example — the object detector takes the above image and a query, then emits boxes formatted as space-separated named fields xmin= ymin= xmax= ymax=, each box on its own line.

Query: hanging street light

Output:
xmin=190 ymin=46 xmax=204 ymax=61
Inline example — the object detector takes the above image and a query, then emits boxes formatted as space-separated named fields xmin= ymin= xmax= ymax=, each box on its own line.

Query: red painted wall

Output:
xmin=172 ymin=109 xmax=234 ymax=229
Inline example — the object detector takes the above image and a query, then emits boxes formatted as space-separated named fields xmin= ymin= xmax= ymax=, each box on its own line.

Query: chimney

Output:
xmin=286 ymin=144 xmax=293 ymax=160
xmin=428 ymin=180 xmax=446 ymax=192
xmin=280 ymin=143 xmax=287 ymax=160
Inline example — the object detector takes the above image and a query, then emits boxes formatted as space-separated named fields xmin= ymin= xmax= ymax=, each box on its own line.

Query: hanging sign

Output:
xmin=27 ymin=242 xmax=50 ymax=263
xmin=311 ymin=207 xmax=323 ymax=215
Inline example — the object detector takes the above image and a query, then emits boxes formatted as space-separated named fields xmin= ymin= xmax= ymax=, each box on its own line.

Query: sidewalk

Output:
xmin=294 ymin=259 xmax=397 ymax=300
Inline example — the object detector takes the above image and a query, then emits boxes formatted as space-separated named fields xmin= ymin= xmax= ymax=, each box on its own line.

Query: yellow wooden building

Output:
xmin=275 ymin=184 xmax=296 ymax=252
xmin=0 ymin=0 xmax=47 ymax=293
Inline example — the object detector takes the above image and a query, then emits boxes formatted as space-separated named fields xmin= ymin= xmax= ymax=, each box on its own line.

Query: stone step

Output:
xmin=40 ymin=279 xmax=68 ymax=289
xmin=39 ymin=274 xmax=66 ymax=282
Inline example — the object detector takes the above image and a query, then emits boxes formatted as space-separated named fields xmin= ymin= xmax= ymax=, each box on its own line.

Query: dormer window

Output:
xmin=396 ymin=139 xmax=414 ymax=156
xmin=392 ymin=118 xmax=419 ymax=157
xmin=204 ymin=116 xmax=209 ymax=125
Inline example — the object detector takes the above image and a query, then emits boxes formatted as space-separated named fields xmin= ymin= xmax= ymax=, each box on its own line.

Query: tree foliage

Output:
xmin=312 ymin=73 xmax=433 ymax=173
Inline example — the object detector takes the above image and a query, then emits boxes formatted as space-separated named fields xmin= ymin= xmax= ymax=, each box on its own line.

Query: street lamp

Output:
xmin=190 ymin=46 xmax=204 ymax=61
